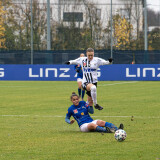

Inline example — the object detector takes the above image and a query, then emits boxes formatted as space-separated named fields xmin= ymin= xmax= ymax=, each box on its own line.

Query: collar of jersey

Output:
xmin=73 ymin=104 xmax=81 ymax=108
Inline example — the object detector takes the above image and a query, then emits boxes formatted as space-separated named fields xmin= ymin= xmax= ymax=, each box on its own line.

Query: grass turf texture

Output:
xmin=0 ymin=81 xmax=160 ymax=160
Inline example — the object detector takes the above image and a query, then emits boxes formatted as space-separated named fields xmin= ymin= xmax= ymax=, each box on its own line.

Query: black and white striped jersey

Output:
xmin=69 ymin=57 xmax=110 ymax=84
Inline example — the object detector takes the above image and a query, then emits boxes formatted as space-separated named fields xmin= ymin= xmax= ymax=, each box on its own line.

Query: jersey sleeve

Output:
xmin=65 ymin=108 xmax=72 ymax=124
xmin=97 ymin=57 xmax=110 ymax=66
xmin=88 ymin=106 xmax=94 ymax=114
xmin=84 ymin=102 xmax=94 ymax=114
xmin=66 ymin=107 xmax=72 ymax=119
xmin=69 ymin=57 xmax=82 ymax=65
xmin=65 ymin=107 xmax=72 ymax=124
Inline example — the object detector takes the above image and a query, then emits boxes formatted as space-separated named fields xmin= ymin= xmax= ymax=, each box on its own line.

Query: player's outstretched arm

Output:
xmin=97 ymin=57 xmax=113 ymax=66
xmin=65 ymin=57 xmax=82 ymax=65
xmin=65 ymin=116 xmax=75 ymax=124
xmin=88 ymin=106 xmax=94 ymax=114
xmin=108 ymin=58 xmax=113 ymax=63
xmin=65 ymin=116 xmax=71 ymax=124
xmin=65 ymin=61 xmax=70 ymax=65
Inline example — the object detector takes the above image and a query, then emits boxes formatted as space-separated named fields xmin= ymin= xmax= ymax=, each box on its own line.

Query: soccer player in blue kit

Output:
xmin=74 ymin=53 xmax=85 ymax=100
xmin=65 ymin=92 xmax=124 ymax=133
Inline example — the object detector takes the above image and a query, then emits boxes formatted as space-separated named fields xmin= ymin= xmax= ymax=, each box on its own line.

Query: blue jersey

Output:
xmin=74 ymin=65 xmax=83 ymax=79
xmin=66 ymin=101 xmax=93 ymax=127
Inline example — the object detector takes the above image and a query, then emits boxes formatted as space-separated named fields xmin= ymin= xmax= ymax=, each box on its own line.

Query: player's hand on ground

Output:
xmin=65 ymin=61 xmax=70 ymax=65
xmin=70 ymin=119 xmax=75 ymax=124
xmin=108 ymin=58 xmax=113 ymax=63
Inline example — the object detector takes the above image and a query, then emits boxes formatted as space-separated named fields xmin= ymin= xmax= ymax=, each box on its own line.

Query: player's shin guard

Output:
xmin=90 ymin=85 xmax=97 ymax=105
xmin=96 ymin=126 xmax=107 ymax=132
xmin=105 ymin=122 xmax=118 ymax=133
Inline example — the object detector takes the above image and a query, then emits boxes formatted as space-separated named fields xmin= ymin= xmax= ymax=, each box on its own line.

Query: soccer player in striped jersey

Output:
xmin=65 ymin=48 xmax=113 ymax=110
xmin=65 ymin=92 xmax=124 ymax=133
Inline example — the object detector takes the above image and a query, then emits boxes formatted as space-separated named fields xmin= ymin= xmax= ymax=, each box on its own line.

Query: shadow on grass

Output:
xmin=60 ymin=130 xmax=107 ymax=135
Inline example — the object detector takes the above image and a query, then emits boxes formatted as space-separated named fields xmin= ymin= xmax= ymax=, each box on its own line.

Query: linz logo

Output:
xmin=126 ymin=68 xmax=160 ymax=78
xmin=0 ymin=68 xmax=4 ymax=77
xmin=29 ymin=68 xmax=70 ymax=78
xmin=29 ymin=67 xmax=101 ymax=78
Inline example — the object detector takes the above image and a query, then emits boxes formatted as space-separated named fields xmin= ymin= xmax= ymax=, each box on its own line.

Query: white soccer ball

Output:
xmin=114 ymin=129 xmax=127 ymax=142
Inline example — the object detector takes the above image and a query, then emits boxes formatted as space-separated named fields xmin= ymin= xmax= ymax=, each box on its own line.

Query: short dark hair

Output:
xmin=86 ymin=48 xmax=94 ymax=53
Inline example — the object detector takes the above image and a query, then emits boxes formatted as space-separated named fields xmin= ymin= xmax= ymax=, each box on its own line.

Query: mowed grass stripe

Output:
xmin=1 ymin=115 xmax=160 ymax=119
xmin=0 ymin=81 xmax=160 ymax=160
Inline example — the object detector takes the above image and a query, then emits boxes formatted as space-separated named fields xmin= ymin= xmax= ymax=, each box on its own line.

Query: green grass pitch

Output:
xmin=0 ymin=81 xmax=160 ymax=160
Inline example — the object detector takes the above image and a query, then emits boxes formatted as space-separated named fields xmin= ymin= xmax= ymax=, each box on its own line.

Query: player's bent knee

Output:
xmin=87 ymin=123 xmax=97 ymax=130
xmin=97 ymin=120 xmax=105 ymax=126
xmin=91 ymin=85 xmax=96 ymax=92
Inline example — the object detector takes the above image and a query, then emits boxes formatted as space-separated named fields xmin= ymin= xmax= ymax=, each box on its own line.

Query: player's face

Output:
xmin=87 ymin=52 xmax=94 ymax=61
xmin=71 ymin=96 xmax=79 ymax=106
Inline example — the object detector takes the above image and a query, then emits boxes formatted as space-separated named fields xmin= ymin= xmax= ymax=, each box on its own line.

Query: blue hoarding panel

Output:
xmin=0 ymin=64 xmax=160 ymax=81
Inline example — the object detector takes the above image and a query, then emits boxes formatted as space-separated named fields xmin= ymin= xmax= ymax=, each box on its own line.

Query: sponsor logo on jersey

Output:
xmin=73 ymin=109 xmax=78 ymax=114
xmin=85 ymin=104 xmax=89 ymax=107
xmin=83 ymin=62 xmax=86 ymax=66
xmin=82 ymin=59 xmax=87 ymax=67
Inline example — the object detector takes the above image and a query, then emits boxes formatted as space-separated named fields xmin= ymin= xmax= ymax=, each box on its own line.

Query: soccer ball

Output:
xmin=114 ymin=129 xmax=127 ymax=142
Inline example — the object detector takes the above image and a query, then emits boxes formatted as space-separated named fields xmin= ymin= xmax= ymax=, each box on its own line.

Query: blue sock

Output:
xmin=78 ymin=88 xmax=81 ymax=97
xmin=82 ymin=90 xmax=85 ymax=99
xmin=96 ymin=126 xmax=107 ymax=132
xmin=105 ymin=122 xmax=118 ymax=131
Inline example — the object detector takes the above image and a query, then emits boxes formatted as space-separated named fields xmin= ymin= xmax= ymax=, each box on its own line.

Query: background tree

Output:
xmin=13 ymin=0 xmax=47 ymax=50
xmin=132 ymin=0 xmax=143 ymax=49
xmin=148 ymin=28 xmax=160 ymax=50
xmin=2 ymin=0 xmax=47 ymax=50
xmin=1 ymin=0 xmax=159 ymax=51
xmin=2 ymin=0 xmax=22 ymax=50
xmin=122 ymin=0 xmax=133 ymax=49
xmin=52 ymin=0 xmax=104 ymax=50
xmin=113 ymin=14 xmax=133 ymax=50
xmin=147 ymin=9 xmax=160 ymax=27
xmin=0 ymin=1 xmax=6 ymax=49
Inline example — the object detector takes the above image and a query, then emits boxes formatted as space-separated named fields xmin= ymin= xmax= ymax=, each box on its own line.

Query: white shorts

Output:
xmin=77 ymin=78 xmax=82 ymax=82
xmin=80 ymin=120 xmax=98 ymax=132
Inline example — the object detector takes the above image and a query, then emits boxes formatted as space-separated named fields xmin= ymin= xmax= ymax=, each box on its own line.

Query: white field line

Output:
xmin=0 ymin=115 xmax=159 ymax=119
xmin=99 ymin=81 xmax=138 ymax=86
xmin=0 ymin=81 xmax=138 ymax=88
xmin=0 ymin=86 xmax=28 ymax=88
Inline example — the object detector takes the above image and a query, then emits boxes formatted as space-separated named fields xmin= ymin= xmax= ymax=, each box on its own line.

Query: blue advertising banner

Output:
xmin=0 ymin=64 xmax=160 ymax=81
